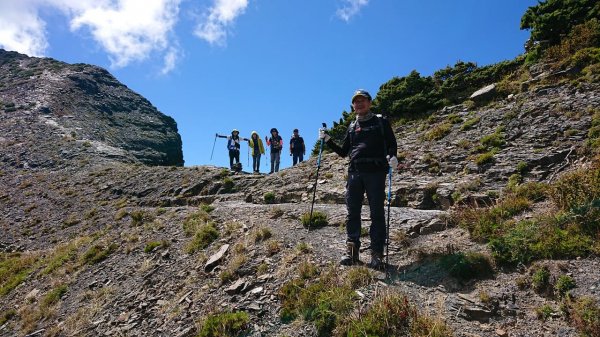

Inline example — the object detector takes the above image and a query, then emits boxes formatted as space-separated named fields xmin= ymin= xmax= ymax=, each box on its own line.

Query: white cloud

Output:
xmin=68 ymin=0 xmax=181 ymax=68
xmin=193 ymin=0 xmax=249 ymax=45
xmin=161 ymin=46 xmax=180 ymax=75
xmin=336 ymin=0 xmax=369 ymax=22
xmin=0 ymin=1 xmax=48 ymax=56
xmin=0 ymin=0 xmax=182 ymax=73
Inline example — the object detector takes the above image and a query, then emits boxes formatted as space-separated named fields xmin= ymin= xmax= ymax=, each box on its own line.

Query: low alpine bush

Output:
xmin=301 ymin=211 xmax=328 ymax=228
xmin=197 ymin=311 xmax=250 ymax=337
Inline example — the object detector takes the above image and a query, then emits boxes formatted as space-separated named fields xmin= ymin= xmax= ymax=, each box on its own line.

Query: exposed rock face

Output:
xmin=0 ymin=49 xmax=184 ymax=168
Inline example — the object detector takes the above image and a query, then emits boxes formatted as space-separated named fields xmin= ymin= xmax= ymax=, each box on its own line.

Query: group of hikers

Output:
xmin=217 ymin=128 xmax=305 ymax=174
xmin=218 ymin=89 xmax=400 ymax=270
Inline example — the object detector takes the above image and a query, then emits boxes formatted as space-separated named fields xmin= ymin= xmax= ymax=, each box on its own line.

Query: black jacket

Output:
xmin=326 ymin=115 xmax=397 ymax=172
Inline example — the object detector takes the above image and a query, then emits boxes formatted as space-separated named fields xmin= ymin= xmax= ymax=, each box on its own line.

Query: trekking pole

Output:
xmin=385 ymin=165 xmax=392 ymax=278
xmin=308 ymin=123 xmax=327 ymax=232
xmin=210 ymin=133 xmax=218 ymax=160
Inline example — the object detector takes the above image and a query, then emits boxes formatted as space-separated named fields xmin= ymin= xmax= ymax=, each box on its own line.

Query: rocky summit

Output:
xmin=1 ymin=50 xmax=600 ymax=337
xmin=0 ymin=49 xmax=183 ymax=169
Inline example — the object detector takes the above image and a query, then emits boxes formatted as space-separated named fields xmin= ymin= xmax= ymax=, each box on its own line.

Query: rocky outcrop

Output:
xmin=0 ymin=49 xmax=183 ymax=168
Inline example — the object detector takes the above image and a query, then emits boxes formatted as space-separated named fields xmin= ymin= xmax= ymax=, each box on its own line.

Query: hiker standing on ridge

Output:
xmin=266 ymin=128 xmax=283 ymax=173
xmin=319 ymin=89 xmax=398 ymax=269
xmin=248 ymin=131 xmax=265 ymax=174
xmin=227 ymin=129 xmax=242 ymax=170
xmin=290 ymin=128 xmax=306 ymax=166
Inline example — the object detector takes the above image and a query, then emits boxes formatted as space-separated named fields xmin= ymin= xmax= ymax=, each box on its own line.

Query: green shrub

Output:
xmin=490 ymin=217 xmax=594 ymax=266
xmin=219 ymin=168 xmax=230 ymax=178
xmin=183 ymin=210 xmax=211 ymax=237
xmin=200 ymin=203 xmax=214 ymax=213
xmin=144 ymin=241 xmax=162 ymax=253
xmin=335 ymin=291 xmax=453 ymax=337
xmin=555 ymin=275 xmax=576 ymax=298
xmin=460 ymin=116 xmax=480 ymax=131
xmin=507 ymin=173 xmax=523 ymax=189
xmin=253 ymin=227 xmax=272 ymax=242
xmin=279 ymin=268 xmax=356 ymax=336
xmin=512 ymin=181 xmax=549 ymax=202
xmin=550 ymin=160 xmax=600 ymax=212
xmin=296 ymin=242 xmax=312 ymax=254
xmin=301 ymin=211 xmax=328 ymax=228
xmin=475 ymin=151 xmax=495 ymax=166
xmin=42 ymin=240 xmax=81 ymax=275
xmin=42 ymin=285 xmax=68 ymax=308
xmin=516 ymin=161 xmax=529 ymax=174
xmin=438 ymin=252 xmax=494 ymax=281
xmin=0 ymin=253 xmax=38 ymax=296
xmin=447 ymin=113 xmax=463 ymax=124
xmin=480 ymin=132 xmax=505 ymax=149
xmin=130 ymin=210 xmax=154 ymax=226
xmin=222 ymin=177 xmax=234 ymax=192
xmin=265 ymin=240 xmax=281 ymax=256
xmin=344 ymin=266 xmax=374 ymax=289
xmin=424 ymin=123 xmax=452 ymax=141
xmin=0 ymin=309 xmax=16 ymax=326
xmin=81 ymin=243 xmax=117 ymax=265
xmin=186 ymin=223 xmax=219 ymax=254
xmin=298 ymin=260 xmax=319 ymax=280
xmin=263 ymin=192 xmax=276 ymax=204
xmin=536 ymin=304 xmax=554 ymax=321
xmin=197 ymin=311 xmax=250 ymax=337
xmin=531 ymin=266 xmax=551 ymax=294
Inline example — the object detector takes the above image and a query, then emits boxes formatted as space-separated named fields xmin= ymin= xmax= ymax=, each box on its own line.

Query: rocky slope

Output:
xmin=0 ymin=49 xmax=183 ymax=168
xmin=1 ymin=51 xmax=599 ymax=337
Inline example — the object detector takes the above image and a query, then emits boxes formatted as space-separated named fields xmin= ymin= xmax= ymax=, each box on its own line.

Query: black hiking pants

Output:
xmin=345 ymin=170 xmax=387 ymax=254
xmin=292 ymin=152 xmax=304 ymax=165
xmin=229 ymin=149 xmax=240 ymax=169
xmin=252 ymin=154 xmax=261 ymax=172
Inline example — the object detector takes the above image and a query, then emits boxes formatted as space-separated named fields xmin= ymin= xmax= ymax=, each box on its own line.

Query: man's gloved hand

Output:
xmin=387 ymin=155 xmax=399 ymax=171
xmin=318 ymin=128 xmax=330 ymax=142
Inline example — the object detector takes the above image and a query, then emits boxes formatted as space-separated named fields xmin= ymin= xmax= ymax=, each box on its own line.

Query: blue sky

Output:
xmin=0 ymin=0 xmax=538 ymax=170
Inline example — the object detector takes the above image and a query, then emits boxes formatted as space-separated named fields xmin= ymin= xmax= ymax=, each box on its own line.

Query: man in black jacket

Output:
xmin=319 ymin=89 xmax=398 ymax=268
xmin=290 ymin=128 xmax=305 ymax=165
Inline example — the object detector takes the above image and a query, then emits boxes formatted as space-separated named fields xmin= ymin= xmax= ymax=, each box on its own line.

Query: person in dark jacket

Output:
xmin=227 ymin=129 xmax=241 ymax=170
xmin=319 ymin=89 xmax=398 ymax=268
xmin=289 ymin=128 xmax=306 ymax=165
xmin=266 ymin=128 xmax=283 ymax=173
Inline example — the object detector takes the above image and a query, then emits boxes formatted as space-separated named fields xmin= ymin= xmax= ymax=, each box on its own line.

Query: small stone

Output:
xmin=496 ymin=328 xmax=508 ymax=337
xmin=178 ymin=291 xmax=193 ymax=304
xmin=25 ymin=288 xmax=40 ymax=301
xmin=250 ymin=287 xmax=263 ymax=294
xmin=205 ymin=244 xmax=230 ymax=272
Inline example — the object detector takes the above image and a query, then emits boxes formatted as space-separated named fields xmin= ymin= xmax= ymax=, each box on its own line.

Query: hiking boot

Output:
xmin=368 ymin=251 xmax=384 ymax=270
xmin=340 ymin=242 xmax=359 ymax=266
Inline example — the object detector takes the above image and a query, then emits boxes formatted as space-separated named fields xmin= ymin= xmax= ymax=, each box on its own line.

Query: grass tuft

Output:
xmin=81 ymin=243 xmax=117 ymax=265
xmin=197 ymin=311 xmax=250 ymax=337
xmin=335 ymin=291 xmax=453 ymax=337
xmin=301 ymin=211 xmax=328 ymax=228
xmin=185 ymin=222 xmax=219 ymax=254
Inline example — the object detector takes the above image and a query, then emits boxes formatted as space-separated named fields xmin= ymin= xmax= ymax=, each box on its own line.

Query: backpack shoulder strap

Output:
xmin=376 ymin=114 xmax=388 ymax=157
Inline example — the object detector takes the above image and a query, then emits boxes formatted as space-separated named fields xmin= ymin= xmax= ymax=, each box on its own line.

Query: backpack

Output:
xmin=232 ymin=162 xmax=242 ymax=172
